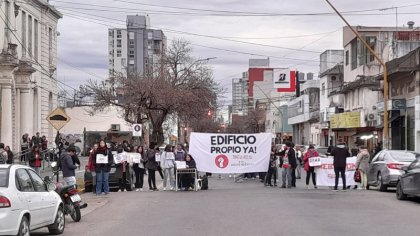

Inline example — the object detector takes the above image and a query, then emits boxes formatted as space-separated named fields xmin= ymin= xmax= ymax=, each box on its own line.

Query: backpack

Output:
xmin=201 ymin=175 xmax=209 ymax=190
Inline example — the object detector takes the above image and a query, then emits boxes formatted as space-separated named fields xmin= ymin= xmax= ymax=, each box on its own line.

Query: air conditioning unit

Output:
xmin=111 ymin=124 xmax=120 ymax=131
xmin=366 ymin=114 xmax=376 ymax=121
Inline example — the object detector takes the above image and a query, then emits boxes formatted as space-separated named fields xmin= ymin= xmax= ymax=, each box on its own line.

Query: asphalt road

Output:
xmin=33 ymin=173 xmax=420 ymax=236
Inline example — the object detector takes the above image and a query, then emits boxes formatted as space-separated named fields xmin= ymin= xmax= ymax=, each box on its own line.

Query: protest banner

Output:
xmin=189 ymin=132 xmax=271 ymax=173
xmin=96 ymin=154 xmax=108 ymax=164
xmin=308 ymin=156 xmax=322 ymax=167
xmin=315 ymin=157 xmax=357 ymax=186
xmin=113 ymin=153 xmax=126 ymax=164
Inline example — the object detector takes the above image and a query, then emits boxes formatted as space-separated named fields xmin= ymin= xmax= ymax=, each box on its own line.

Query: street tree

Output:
xmin=82 ymin=39 xmax=220 ymax=144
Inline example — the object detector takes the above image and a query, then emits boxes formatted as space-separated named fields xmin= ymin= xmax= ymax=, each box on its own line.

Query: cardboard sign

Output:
xmin=127 ymin=153 xmax=142 ymax=164
xmin=114 ymin=153 xmax=126 ymax=164
xmin=96 ymin=154 xmax=108 ymax=164
xmin=175 ymin=161 xmax=187 ymax=169
xmin=309 ymin=157 xmax=322 ymax=167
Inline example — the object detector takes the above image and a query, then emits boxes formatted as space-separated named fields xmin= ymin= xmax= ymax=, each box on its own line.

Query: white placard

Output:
xmin=308 ymin=157 xmax=322 ymax=167
xmin=188 ymin=132 xmax=271 ymax=173
xmin=175 ymin=161 xmax=187 ymax=169
xmin=155 ymin=153 xmax=161 ymax=162
xmin=315 ymin=157 xmax=357 ymax=186
xmin=127 ymin=153 xmax=142 ymax=164
xmin=113 ymin=153 xmax=126 ymax=164
xmin=132 ymin=124 xmax=142 ymax=137
xmin=96 ymin=154 xmax=108 ymax=164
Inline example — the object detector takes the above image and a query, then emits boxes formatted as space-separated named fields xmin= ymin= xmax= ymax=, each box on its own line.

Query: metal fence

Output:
xmin=11 ymin=148 xmax=58 ymax=172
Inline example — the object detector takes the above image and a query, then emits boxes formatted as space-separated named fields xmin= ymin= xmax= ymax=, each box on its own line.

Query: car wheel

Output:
xmin=377 ymin=173 xmax=388 ymax=192
xmin=17 ymin=216 xmax=30 ymax=236
xmin=396 ymin=181 xmax=408 ymax=200
xmin=48 ymin=206 xmax=65 ymax=235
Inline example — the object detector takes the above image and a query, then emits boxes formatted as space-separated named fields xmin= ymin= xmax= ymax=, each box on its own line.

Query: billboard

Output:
xmin=273 ymin=69 xmax=296 ymax=92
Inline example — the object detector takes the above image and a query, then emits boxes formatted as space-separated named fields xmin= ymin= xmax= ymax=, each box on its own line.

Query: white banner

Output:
xmin=113 ymin=153 xmax=127 ymax=164
xmin=309 ymin=157 xmax=322 ymax=167
xmin=315 ymin=157 xmax=357 ymax=186
xmin=96 ymin=154 xmax=108 ymax=164
xmin=189 ymin=133 xmax=271 ymax=173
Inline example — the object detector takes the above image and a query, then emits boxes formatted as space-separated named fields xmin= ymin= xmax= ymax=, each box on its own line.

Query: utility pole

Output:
xmin=324 ymin=0 xmax=389 ymax=149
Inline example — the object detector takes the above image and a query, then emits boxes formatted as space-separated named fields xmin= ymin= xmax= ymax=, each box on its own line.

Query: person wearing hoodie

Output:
xmin=161 ymin=144 xmax=175 ymax=191
xmin=61 ymin=146 xmax=78 ymax=186
xmin=331 ymin=143 xmax=351 ymax=191
xmin=303 ymin=145 xmax=319 ymax=189
xmin=356 ymin=146 xmax=370 ymax=190
xmin=93 ymin=140 xmax=113 ymax=195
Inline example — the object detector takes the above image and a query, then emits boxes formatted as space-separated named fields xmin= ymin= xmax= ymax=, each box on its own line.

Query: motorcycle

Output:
xmin=44 ymin=162 xmax=86 ymax=222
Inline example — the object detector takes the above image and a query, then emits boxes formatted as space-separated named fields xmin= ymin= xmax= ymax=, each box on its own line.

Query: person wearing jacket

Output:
xmin=356 ymin=146 xmax=370 ymax=190
xmin=115 ymin=145 xmax=130 ymax=192
xmin=61 ymin=146 xmax=78 ymax=186
xmin=86 ymin=144 xmax=98 ymax=193
xmin=21 ymin=134 xmax=30 ymax=162
xmin=303 ymin=145 xmax=319 ymax=189
xmin=145 ymin=142 xmax=159 ymax=191
xmin=331 ymin=143 xmax=351 ymax=191
xmin=161 ymin=144 xmax=175 ymax=191
xmin=181 ymin=154 xmax=197 ymax=190
xmin=133 ymin=146 xmax=146 ymax=191
xmin=5 ymin=146 xmax=13 ymax=164
xmin=29 ymin=145 xmax=43 ymax=174
xmin=280 ymin=142 xmax=296 ymax=188
xmin=93 ymin=140 xmax=113 ymax=195
xmin=174 ymin=144 xmax=187 ymax=161
xmin=265 ymin=146 xmax=278 ymax=187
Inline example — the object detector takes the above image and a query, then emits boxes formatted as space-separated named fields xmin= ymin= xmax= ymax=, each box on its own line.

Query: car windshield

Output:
xmin=0 ymin=168 xmax=9 ymax=187
xmin=388 ymin=151 xmax=420 ymax=162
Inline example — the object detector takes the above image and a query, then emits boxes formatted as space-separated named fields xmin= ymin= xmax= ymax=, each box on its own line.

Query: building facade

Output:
xmin=108 ymin=15 xmax=166 ymax=76
xmin=0 ymin=0 xmax=61 ymax=151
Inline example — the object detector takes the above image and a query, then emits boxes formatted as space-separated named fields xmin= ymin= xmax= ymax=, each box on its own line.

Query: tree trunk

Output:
xmin=149 ymin=110 xmax=168 ymax=146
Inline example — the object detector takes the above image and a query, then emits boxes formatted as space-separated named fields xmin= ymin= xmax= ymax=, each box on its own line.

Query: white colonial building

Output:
xmin=0 ymin=0 xmax=61 ymax=151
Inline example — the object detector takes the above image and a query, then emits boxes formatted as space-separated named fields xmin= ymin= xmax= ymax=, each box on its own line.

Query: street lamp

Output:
xmin=324 ymin=0 xmax=389 ymax=149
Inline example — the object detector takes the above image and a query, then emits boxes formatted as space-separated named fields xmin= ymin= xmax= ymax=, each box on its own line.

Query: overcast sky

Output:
xmin=51 ymin=0 xmax=420 ymax=104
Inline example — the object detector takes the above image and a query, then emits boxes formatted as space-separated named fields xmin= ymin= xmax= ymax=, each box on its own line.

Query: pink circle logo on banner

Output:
xmin=215 ymin=155 xmax=229 ymax=169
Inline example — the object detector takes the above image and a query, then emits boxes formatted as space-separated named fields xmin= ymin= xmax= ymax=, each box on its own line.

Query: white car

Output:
xmin=0 ymin=164 xmax=65 ymax=236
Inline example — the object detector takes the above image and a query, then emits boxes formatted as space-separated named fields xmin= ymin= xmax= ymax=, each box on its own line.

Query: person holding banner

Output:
xmin=161 ymin=145 xmax=175 ymax=191
xmin=180 ymin=154 xmax=197 ymax=190
xmin=303 ymin=145 xmax=319 ymax=189
xmin=133 ymin=146 xmax=146 ymax=191
xmin=115 ymin=146 xmax=130 ymax=192
xmin=331 ymin=143 xmax=351 ymax=192
xmin=93 ymin=140 xmax=113 ymax=195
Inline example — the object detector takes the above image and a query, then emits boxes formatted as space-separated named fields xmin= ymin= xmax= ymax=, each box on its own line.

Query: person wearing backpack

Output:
xmin=303 ymin=145 xmax=319 ymax=189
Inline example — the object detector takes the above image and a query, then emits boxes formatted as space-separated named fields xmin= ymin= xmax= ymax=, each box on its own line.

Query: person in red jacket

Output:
xmin=303 ymin=145 xmax=319 ymax=189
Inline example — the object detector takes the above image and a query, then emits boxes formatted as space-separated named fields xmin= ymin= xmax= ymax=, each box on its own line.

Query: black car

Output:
xmin=396 ymin=157 xmax=420 ymax=200
xmin=84 ymin=164 xmax=133 ymax=193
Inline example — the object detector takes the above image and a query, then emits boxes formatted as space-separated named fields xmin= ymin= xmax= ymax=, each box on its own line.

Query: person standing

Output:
xmin=86 ymin=144 xmax=98 ymax=193
xmin=133 ymin=146 xmax=146 ymax=191
xmin=295 ymin=145 xmax=303 ymax=179
xmin=29 ymin=145 xmax=43 ymax=174
xmin=93 ymin=140 xmax=113 ymax=195
xmin=356 ymin=146 xmax=370 ymax=190
xmin=303 ymin=145 xmax=319 ymax=189
xmin=61 ymin=146 xmax=78 ymax=186
xmin=174 ymin=144 xmax=187 ymax=161
xmin=265 ymin=146 xmax=277 ymax=187
xmin=21 ymin=134 xmax=30 ymax=162
xmin=161 ymin=144 xmax=175 ymax=191
xmin=287 ymin=142 xmax=298 ymax=187
xmin=145 ymin=142 xmax=159 ymax=191
xmin=5 ymin=146 xmax=14 ymax=164
xmin=331 ymin=143 xmax=351 ymax=192
xmin=0 ymin=143 xmax=7 ymax=164
xmin=115 ymin=146 xmax=130 ymax=192
xmin=280 ymin=143 xmax=295 ymax=188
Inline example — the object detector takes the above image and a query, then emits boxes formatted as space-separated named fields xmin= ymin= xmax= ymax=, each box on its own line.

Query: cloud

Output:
xmin=51 ymin=0 xmax=420 ymax=102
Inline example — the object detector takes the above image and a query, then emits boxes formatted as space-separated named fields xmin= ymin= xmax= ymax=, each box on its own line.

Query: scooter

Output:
xmin=44 ymin=162 xmax=86 ymax=222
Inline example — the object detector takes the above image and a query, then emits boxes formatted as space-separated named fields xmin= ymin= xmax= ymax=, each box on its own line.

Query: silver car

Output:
xmin=367 ymin=150 xmax=419 ymax=192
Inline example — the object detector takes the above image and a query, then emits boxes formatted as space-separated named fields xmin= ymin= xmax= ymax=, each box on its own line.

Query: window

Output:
xmin=16 ymin=169 xmax=34 ymax=192
xmin=34 ymin=19 xmax=38 ymax=60
xmin=22 ymin=11 xmax=26 ymax=57
xmin=48 ymin=28 xmax=53 ymax=65
xmin=28 ymin=15 xmax=32 ymax=56
xmin=117 ymin=50 xmax=121 ymax=57
xmin=117 ymin=39 xmax=121 ymax=48
xmin=0 ymin=169 xmax=8 ymax=187
xmin=321 ymin=83 xmax=325 ymax=95
xmin=28 ymin=169 xmax=47 ymax=192
xmin=351 ymin=39 xmax=357 ymax=70
xmin=121 ymin=58 xmax=127 ymax=67
xmin=129 ymin=32 xmax=135 ymax=39
xmin=345 ymin=50 xmax=349 ymax=66
xmin=109 ymin=30 xmax=114 ymax=37
xmin=129 ymin=50 xmax=134 ymax=55
xmin=129 ymin=54 xmax=134 ymax=58
xmin=117 ymin=30 xmax=122 ymax=38
xmin=356 ymin=89 xmax=359 ymax=106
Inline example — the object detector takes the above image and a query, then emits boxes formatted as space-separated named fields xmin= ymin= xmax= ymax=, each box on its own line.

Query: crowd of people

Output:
xmin=85 ymin=140 xmax=197 ymax=195
xmin=235 ymin=141 xmax=372 ymax=192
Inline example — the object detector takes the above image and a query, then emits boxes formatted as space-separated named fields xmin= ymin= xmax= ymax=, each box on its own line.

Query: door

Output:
xmin=15 ymin=169 xmax=43 ymax=227
xmin=368 ymin=152 xmax=383 ymax=185
xmin=27 ymin=169 xmax=56 ymax=225
xmin=404 ymin=159 xmax=420 ymax=195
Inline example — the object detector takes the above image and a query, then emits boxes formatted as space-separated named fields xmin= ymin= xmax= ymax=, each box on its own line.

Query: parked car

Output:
xmin=0 ymin=164 xmax=65 ymax=236
xmin=396 ymin=156 xmax=420 ymax=200
xmin=84 ymin=163 xmax=133 ymax=192
xmin=367 ymin=150 xmax=419 ymax=192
